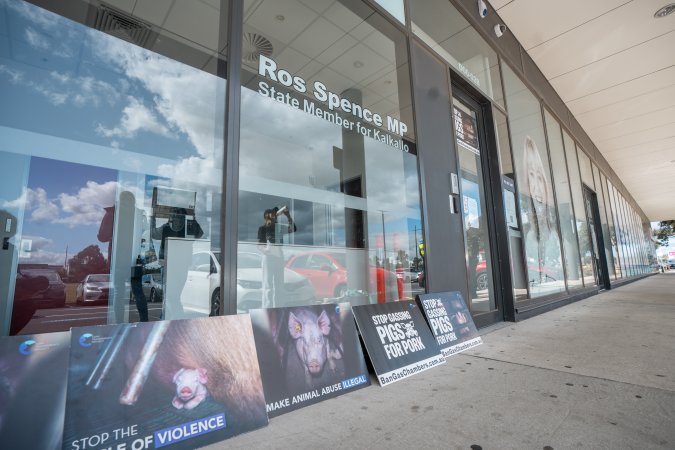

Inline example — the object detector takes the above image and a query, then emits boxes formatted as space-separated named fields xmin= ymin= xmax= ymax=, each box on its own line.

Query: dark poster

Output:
xmin=352 ymin=301 xmax=445 ymax=386
xmin=417 ymin=291 xmax=483 ymax=357
xmin=63 ymin=316 xmax=268 ymax=450
xmin=453 ymin=106 xmax=480 ymax=155
xmin=250 ymin=303 xmax=370 ymax=417
xmin=0 ymin=331 xmax=70 ymax=449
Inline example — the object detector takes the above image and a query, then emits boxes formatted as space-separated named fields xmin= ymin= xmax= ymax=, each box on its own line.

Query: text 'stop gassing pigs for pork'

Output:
xmin=285 ymin=308 xmax=344 ymax=390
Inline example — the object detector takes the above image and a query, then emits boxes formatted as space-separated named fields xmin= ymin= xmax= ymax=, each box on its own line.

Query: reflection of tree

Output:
xmin=396 ymin=250 xmax=409 ymax=269
xmin=68 ymin=245 xmax=108 ymax=282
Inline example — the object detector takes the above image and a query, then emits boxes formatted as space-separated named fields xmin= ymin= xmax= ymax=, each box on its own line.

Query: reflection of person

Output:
xmin=150 ymin=209 xmax=203 ymax=319
xmin=130 ymin=255 xmax=148 ymax=322
xmin=151 ymin=208 xmax=204 ymax=260
xmin=257 ymin=206 xmax=296 ymax=308
xmin=523 ymin=136 xmax=561 ymax=284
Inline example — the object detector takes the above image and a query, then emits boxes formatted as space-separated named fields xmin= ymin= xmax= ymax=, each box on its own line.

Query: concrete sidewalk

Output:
xmin=207 ymin=273 xmax=675 ymax=450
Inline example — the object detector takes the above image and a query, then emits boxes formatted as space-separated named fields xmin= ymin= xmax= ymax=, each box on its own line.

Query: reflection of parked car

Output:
xmin=20 ymin=268 xmax=66 ymax=308
xmin=286 ymin=252 xmax=403 ymax=303
xmin=76 ymin=274 xmax=111 ymax=305
xmin=180 ymin=251 xmax=315 ymax=315
xmin=141 ymin=273 xmax=163 ymax=303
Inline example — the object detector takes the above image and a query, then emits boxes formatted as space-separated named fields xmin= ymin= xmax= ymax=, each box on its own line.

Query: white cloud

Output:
xmin=2 ymin=182 xmax=118 ymax=228
xmin=0 ymin=65 xmax=120 ymax=108
xmin=90 ymin=33 xmax=225 ymax=182
xmin=0 ymin=65 xmax=23 ymax=83
xmin=96 ymin=96 xmax=174 ymax=139
xmin=56 ymin=181 xmax=118 ymax=227
xmin=25 ymin=27 xmax=49 ymax=50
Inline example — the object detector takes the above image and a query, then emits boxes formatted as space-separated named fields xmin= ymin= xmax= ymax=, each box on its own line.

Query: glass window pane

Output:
xmin=544 ymin=110 xmax=582 ymax=290
xmin=561 ymin=133 xmax=594 ymax=286
xmin=1 ymin=0 xmax=228 ymax=335
xmin=372 ymin=0 xmax=405 ymax=24
xmin=494 ymin=107 xmax=528 ymax=301
xmin=454 ymin=99 xmax=497 ymax=313
xmin=410 ymin=0 xmax=504 ymax=107
xmin=237 ymin=0 xmax=421 ymax=311
xmin=502 ymin=65 xmax=564 ymax=298
xmin=607 ymin=181 xmax=626 ymax=278
xmin=578 ymin=150 xmax=594 ymax=189
xmin=599 ymin=174 xmax=618 ymax=279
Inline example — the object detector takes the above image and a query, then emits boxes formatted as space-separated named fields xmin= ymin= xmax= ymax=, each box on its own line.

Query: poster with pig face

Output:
xmin=250 ymin=303 xmax=370 ymax=417
xmin=0 ymin=332 xmax=70 ymax=450
xmin=352 ymin=300 xmax=445 ymax=386
xmin=417 ymin=291 xmax=482 ymax=357
xmin=63 ymin=316 xmax=268 ymax=450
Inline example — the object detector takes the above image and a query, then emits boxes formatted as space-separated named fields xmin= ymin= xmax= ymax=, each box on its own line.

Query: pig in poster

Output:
xmin=250 ymin=304 xmax=370 ymax=417
xmin=63 ymin=316 xmax=268 ymax=450
xmin=0 ymin=332 xmax=70 ymax=450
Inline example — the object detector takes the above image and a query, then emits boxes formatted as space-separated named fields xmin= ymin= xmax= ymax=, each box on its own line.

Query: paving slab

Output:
xmin=205 ymin=273 xmax=675 ymax=450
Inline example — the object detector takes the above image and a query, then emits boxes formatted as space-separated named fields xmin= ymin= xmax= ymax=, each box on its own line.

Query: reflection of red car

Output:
xmin=286 ymin=252 xmax=403 ymax=303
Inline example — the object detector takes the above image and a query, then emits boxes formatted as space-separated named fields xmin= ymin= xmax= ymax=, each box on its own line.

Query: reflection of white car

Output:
xmin=76 ymin=274 xmax=111 ymax=305
xmin=179 ymin=251 xmax=315 ymax=315
xmin=237 ymin=252 xmax=315 ymax=312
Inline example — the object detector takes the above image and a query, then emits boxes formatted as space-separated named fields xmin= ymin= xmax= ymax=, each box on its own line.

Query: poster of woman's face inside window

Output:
xmin=519 ymin=135 xmax=564 ymax=295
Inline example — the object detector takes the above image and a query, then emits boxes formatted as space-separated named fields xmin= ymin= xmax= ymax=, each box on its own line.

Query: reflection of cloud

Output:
xmin=2 ymin=187 xmax=60 ymax=222
xmin=91 ymin=34 xmax=224 ymax=181
xmin=56 ymin=181 xmax=118 ymax=227
xmin=17 ymin=235 xmax=66 ymax=265
xmin=96 ymin=97 xmax=175 ymax=139
xmin=0 ymin=65 xmax=120 ymax=108
xmin=2 ymin=181 xmax=118 ymax=228
xmin=24 ymin=27 xmax=49 ymax=50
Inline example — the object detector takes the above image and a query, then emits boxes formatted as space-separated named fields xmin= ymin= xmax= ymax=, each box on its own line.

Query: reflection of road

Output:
xmin=17 ymin=304 xmax=163 ymax=335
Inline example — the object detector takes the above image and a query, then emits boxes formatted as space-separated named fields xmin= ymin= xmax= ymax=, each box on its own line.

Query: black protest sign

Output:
xmin=250 ymin=303 xmax=370 ymax=418
xmin=0 ymin=332 xmax=70 ymax=450
xmin=417 ymin=291 xmax=482 ymax=357
xmin=63 ymin=316 xmax=268 ymax=450
xmin=352 ymin=301 xmax=445 ymax=386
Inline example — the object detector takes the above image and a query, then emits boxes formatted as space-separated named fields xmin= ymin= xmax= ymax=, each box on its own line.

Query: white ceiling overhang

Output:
xmin=489 ymin=0 xmax=675 ymax=221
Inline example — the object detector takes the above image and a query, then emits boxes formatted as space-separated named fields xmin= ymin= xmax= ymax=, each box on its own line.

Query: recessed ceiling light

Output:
xmin=353 ymin=61 xmax=364 ymax=68
xmin=654 ymin=3 xmax=675 ymax=18
xmin=275 ymin=14 xmax=285 ymax=21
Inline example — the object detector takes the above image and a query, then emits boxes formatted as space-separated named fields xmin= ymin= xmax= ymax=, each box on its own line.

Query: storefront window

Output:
xmin=607 ymin=181 xmax=627 ymax=278
xmin=494 ymin=107 xmax=528 ymax=300
xmin=1 ymin=0 xmax=228 ymax=335
xmin=562 ymin=134 xmax=595 ymax=286
xmin=372 ymin=0 xmax=405 ymax=24
xmin=502 ymin=65 xmax=564 ymax=298
xmin=237 ymin=0 xmax=421 ymax=311
xmin=409 ymin=0 xmax=504 ymax=108
xmin=598 ymin=173 xmax=618 ymax=279
xmin=577 ymin=150 xmax=594 ymax=189
xmin=544 ymin=110 xmax=582 ymax=290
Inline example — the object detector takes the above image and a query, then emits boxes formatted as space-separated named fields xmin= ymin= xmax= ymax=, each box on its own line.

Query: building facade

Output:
xmin=0 ymin=0 xmax=656 ymax=337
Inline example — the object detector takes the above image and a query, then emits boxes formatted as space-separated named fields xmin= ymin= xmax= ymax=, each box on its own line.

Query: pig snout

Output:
xmin=179 ymin=386 xmax=193 ymax=399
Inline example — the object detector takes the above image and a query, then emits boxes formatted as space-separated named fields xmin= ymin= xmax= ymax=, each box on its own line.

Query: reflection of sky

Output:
xmin=239 ymin=83 xmax=422 ymax=215
xmin=0 ymin=0 xmax=228 ymax=262
xmin=0 ymin=0 xmax=225 ymax=187
xmin=238 ymin=82 xmax=423 ymax=254
xmin=19 ymin=157 xmax=117 ymax=265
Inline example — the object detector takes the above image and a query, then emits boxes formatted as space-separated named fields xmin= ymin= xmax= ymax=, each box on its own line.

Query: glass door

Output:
xmin=583 ymin=187 xmax=609 ymax=289
xmin=452 ymin=95 xmax=499 ymax=320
